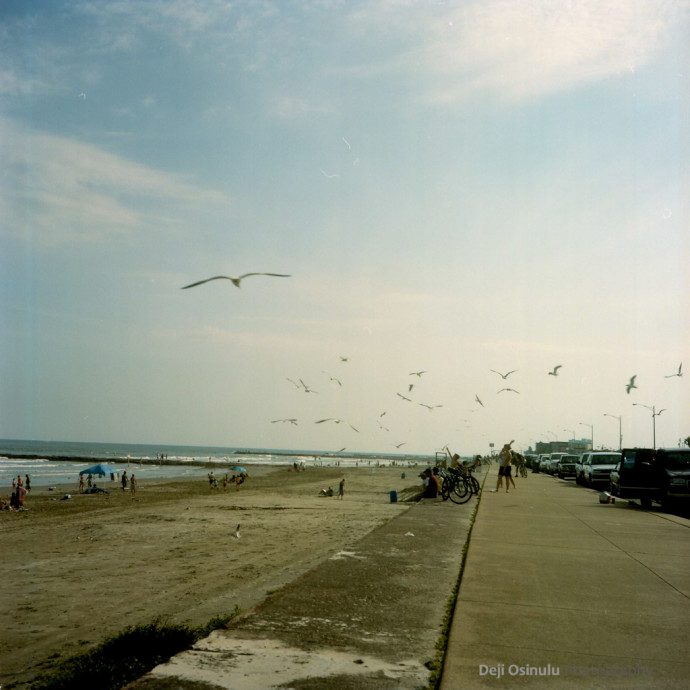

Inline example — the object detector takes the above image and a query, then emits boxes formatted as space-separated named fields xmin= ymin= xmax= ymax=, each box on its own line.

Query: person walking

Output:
xmin=495 ymin=441 xmax=516 ymax=493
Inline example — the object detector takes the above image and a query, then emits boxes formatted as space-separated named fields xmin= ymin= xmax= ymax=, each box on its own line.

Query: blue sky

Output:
xmin=1 ymin=0 xmax=688 ymax=454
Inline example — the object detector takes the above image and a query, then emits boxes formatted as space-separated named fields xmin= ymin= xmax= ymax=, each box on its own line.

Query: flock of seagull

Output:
xmin=181 ymin=271 xmax=683 ymax=451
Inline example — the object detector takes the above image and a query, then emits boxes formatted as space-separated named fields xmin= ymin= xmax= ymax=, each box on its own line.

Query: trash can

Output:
xmin=389 ymin=490 xmax=398 ymax=503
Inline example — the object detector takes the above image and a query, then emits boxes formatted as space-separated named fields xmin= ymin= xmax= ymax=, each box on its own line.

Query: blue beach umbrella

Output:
xmin=232 ymin=466 xmax=247 ymax=474
xmin=79 ymin=463 xmax=117 ymax=477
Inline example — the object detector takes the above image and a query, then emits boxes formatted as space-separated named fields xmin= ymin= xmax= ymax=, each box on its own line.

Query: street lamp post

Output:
xmin=579 ymin=422 xmax=594 ymax=450
xmin=632 ymin=403 xmax=666 ymax=449
xmin=603 ymin=413 xmax=622 ymax=451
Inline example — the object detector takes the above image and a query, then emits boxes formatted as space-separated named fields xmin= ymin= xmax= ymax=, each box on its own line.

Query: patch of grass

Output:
xmin=32 ymin=607 xmax=240 ymax=690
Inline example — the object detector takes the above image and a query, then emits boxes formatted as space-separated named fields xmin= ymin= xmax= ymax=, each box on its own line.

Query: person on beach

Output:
xmin=421 ymin=468 xmax=439 ymax=498
xmin=25 ymin=474 xmax=31 ymax=491
xmin=87 ymin=474 xmax=93 ymax=488
xmin=130 ymin=474 xmax=137 ymax=496
xmin=338 ymin=477 xmax=345 ymax=499
xmin=222 ymin=474 xmax=228 ymax=491
xmin=78 ymin=475 xmax=85 ymax=493
xmin=16 ymin=483 xmax=27 ymax=508
xmin=496 ymin=442 xmax=516 ymax=493
xmin=17 ymin=475 xmax=23 ymax=488
xmin=121 ymin=471 xmax=128 ymax=491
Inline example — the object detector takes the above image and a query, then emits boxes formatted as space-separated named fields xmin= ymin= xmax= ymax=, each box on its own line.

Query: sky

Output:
xmin=1 ymin=0 xmax=688 ymax=456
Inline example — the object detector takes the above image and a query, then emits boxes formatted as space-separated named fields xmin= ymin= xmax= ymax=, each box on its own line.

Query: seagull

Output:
xmin=408 ymin=383 xmax=415 ymax=392
xmin=665 ymin=363 xmax=683 ymax=378
xmin=181 ymin=273 xmax=291 ymax=289
xmin=233 ymin=524 xmax=241 ymax=539
xmin=626 ymin=375 xmax=637 ymax=394
xmin=315 ymin=418 xmax=336 ymax=424
xmin=334 ymin=447 xmax=346 ymax=453
xmin=419 ymin=403 xmax=443 ymax=411
xmin=339 ymin=356 xmax=349 ymax=362
xmin=379 ymin=411 xmax=387 ymax=417
xmin=548 ymin=365 xmax=563 ymax=376
xmin=299 ymin=379 xmax=318 ymax=394
xmin=320 ymin=168 xmax=339 ymax=178
xmin=397 ymin=393 xmax=412 ymax=402
xmin=78 ymin=92 xmax=86 ymax=100
xmin=497 ymin=388 xmax=520 ymax=394
xmin=490 ymin=369 xmax=518 ymax=380
xmin=271 ymin=418 xmax=298 ymax=425
xmin=322 ymin=372 xmax=343 ymax=386
xmin=286 ymin=378 xmax=301 ymax=389
xmin=342 ymin=137 xmax=351 ymax=150
xmin=394 ymin=442 xmax=406 ymax=448
xmin=409 ymin=371 xmax=427 ymax=377
xmin=475 ymin=394 xmax=484 ymax=407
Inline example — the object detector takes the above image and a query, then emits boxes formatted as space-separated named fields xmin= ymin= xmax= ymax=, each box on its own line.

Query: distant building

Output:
xmin=530 ymin=439 xmax=592 ymax=455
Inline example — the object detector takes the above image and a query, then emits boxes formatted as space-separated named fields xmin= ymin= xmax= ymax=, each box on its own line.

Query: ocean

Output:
xmin=0 ymin=438 xmax=431 ymax=488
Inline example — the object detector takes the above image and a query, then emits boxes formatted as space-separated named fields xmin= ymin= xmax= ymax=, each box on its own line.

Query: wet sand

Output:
xmin=0 ymin=465 xmax=418 ymax=688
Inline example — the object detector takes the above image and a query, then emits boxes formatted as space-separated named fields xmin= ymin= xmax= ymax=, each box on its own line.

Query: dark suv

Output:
xmin=609 ymin=447 xmax=690 ymax=508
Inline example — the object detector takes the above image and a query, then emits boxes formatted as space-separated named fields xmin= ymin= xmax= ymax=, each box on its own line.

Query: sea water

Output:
xmin=0 ymin=438 xmax=430 ymax=488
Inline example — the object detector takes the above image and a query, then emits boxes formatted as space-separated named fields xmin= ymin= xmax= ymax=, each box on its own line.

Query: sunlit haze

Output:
xmin=1 ymin=1 xmax=688 ymax=455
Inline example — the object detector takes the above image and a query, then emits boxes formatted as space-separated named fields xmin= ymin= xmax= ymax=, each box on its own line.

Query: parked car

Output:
xmin=524 ymin=454 xmax=539 ymax=470
xmin=575 ymin=454 xmax=588 ymax=485
xmin=546 ymin=453 xmax=567 ymax=475
xmin=556 ymin=455 xmax=579 ymax=479
xmin=582 ymin=452 xmax=621 ymax=487
xmin=609 ymin=447 xmax=690 ymax=509
xmin=535 ymin=454 xmax=551 ymax=473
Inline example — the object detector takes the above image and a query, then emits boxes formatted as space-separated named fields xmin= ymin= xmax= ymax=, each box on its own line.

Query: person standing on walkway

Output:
xmin=496 ymin=441 xmax=516 ymax=493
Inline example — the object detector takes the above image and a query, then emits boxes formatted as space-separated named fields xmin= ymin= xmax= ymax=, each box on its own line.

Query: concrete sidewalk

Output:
xmin=440 ymin=467 xmax=690 ymax=689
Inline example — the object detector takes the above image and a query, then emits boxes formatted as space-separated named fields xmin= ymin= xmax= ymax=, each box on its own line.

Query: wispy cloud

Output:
xmin=347 ymin=0 xmax=686 ymax=105
xmin=0 ymin=119 xmax=231 ymax=245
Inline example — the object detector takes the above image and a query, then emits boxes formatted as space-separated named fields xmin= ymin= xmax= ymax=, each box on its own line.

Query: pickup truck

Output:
xmin=609 ymin=447 xmax=690 ymax=508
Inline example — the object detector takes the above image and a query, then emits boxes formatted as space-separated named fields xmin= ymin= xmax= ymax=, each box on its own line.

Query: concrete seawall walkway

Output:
xmin=130 ymin=467 xmax=486 ymax=689
xmin=440 ymin=467 xmax=690 ymax=689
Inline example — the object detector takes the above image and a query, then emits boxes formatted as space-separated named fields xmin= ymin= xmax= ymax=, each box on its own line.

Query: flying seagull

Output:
xmin=409 ymin=370 xmax=427 ymax=377
xmin=322 ymin=372 xmax=343 ymax=386
xmin=548 ymin=365 xmax=563 ymax=376
xmin=271 ymin=418 xmax=298 ymax=425
xmin=626 ymin=375 xmax=637 ymax=394
xmin=181 ymin=273 xmax=290 ymax=289
xmin=408 ymin=383 xmax=415 ymax=392
xmin=299 ymin=379 xmax=318 ymax=394
xmin=497 ymin=388 xmax=520 ymax=394
xmin=490 ymin=369 xmax=518 ymax=380
xmin=394 ymin=442 xmax=406 ymax=449
xmin=665 ymin=363 xmax=683 ymax=378
xmin=475 ymin=394 xmax=484 ymax=407
xmin=396 ymin=393 xmax=412 ymax=402
xmin=339 ymin=355 xmax=349 ymax=362
xmin=419 ymin=403 xmax=443 ymax=411
xmin=379 ymin=411 xmax=387 ymax=417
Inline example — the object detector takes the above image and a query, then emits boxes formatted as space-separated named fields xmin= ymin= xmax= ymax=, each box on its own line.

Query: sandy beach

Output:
xmin=0 ymin=465 xmax=418 ymax=688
